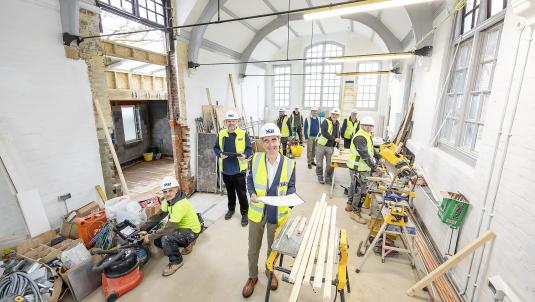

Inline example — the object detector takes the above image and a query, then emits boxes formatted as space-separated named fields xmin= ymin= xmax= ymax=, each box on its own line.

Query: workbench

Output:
xmin=265 ymin=216 xmax=351 ymax=302
xmin=328 ymin=148 xmax=350 ymax=198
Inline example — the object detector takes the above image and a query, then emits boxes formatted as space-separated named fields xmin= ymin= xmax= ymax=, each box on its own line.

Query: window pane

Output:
xmin=491 ymin=0 xmax=505 ymax=16
xmin=467 ymin=95 xmax=480 ymax=120
xmin=461 ymin=123 xmax=477 ymax=150
xmin=121 ymin=107 xmax=137 ymax=142
xmin=479 ymin=94 xmax=489 ymax=121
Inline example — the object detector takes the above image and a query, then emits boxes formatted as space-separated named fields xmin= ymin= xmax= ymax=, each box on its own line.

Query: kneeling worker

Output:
xmin=142 ymin=176 xmax=201 ymax=276
xmin=345 ymin=117 xmax=383 ymax=224
xmin=242 ymin=123 xmax=296 ymax=298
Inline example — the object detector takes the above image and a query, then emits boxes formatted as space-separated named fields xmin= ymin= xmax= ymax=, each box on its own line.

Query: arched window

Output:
xmin=303 ymin=42 xmax=344 ymax=108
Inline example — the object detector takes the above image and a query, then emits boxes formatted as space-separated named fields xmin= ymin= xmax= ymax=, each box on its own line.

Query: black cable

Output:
xmin=217 ymin=0 xmax=220 ymax=21
xmin=286 ymin=0 xmax=290 ymax=60
xmin=81 ymin=0 xmax=365 ymax=39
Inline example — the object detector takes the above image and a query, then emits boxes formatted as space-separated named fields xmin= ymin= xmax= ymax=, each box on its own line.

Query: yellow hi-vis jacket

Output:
xmin=343 ymin=117 xmax=360 ymax=140
xmin=248 ymin=152 xmax=295 ymax=225
xmin=317 ymin=118 xmax=333 ymax=146
xmin=346 ymin=128 xmax=374 ymax=172
xmin=275 ymin=116 xmax=290 ymax=138
xmin=218 ymin=127 xmax=248 ymax=173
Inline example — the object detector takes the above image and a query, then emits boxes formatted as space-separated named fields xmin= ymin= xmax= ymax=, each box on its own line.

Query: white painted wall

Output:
xmin=262 ymin=32 xmax=392 ymax=135
xmin=183 ymin=49 xmax=265 ymax=177
xmin=392 ymin=4 xmax=535 ymax=301
xmin=0 ymin=0 xmax=104 ymax=233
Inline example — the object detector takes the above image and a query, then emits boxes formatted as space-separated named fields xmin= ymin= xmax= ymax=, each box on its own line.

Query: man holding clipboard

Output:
xmin=213 ymin=110 xmax=253 ymax=227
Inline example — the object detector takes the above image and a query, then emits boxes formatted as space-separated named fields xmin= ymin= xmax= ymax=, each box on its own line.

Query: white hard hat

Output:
xmin=259 ymin=123 xmax=281 ymax=138
xmin=311 ymin=106 xmax=319 ymax=111
xmin=293 ymin=105 xmax=300 ymax=109
xmin=278 ymin=108 xmax=286 ymax=112
xmin=224 ymin=110 xmax=239 ymax=120
xmin=160 ymin=176 xmax=179 ymax=190
xmin=351 ymin=108 xmax=358 ymax=114
xmin=330 ymin=108 xmax=341 ymax=115
xmin=360 ymin=116 xmax=376 ymax=126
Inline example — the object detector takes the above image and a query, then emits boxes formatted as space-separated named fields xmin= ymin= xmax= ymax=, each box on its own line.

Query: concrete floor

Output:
xmin=78 ymin=154 xmax=427 ymax=302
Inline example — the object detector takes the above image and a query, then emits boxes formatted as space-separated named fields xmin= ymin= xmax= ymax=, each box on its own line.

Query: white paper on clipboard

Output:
xmin=257 ymin=193 xmax=305 ymax=207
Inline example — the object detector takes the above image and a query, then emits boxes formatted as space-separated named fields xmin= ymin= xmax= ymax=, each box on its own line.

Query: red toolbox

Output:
xmin=75 ymin=210 xmax=107 ymax=247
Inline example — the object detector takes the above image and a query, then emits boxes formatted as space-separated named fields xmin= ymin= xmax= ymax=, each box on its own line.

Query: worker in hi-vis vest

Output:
xmin=242 ymin=123 xmax=296 ymax=298
xmin=304 ymin=106 xmax=321 ymax=169
xmin=288 ymin=105 xmax=304 ymax=145
xmin=340 ymin=108 xmax=360 ymax=149
xmin=345 ymin=116 xmax=383 ymax=224
xmin=213 ymin=110 xmax=253 ymax=227
xmin=275 ymin=108 xmax=292 ymax=156
xmin=315 ymin=108 xmax=341 ymax=184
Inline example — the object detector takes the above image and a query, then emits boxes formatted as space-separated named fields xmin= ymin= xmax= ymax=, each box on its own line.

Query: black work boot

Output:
xmin=225 ymin=210 xmax=235 ymax=220
xmin=241 ymin=215 xmax=249 ymax=227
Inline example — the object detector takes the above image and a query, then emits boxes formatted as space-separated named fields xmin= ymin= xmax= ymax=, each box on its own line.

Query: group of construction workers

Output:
xmin=141 ymin=106 xmax=381 ymax=298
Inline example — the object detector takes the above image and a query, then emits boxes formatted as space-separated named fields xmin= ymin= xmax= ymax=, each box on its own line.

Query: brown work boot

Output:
xmin=351 ymin=211 xmax=367 ymax=224
xmin=162 ymin=261 xmax=184 ymax=276
xmin=345 ymin=204 xmax=353 ymax=212
xmin=266 ymin=270 xmax=278 ymax=290
xmin=182 ymin=240 xmax=196 ymax=255
xmin=242 ymin=277 xmax=258 ymax=298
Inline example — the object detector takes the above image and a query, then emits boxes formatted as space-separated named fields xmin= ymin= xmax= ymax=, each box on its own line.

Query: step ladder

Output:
xmin=340 ymin=80 xmax=356 ymax=118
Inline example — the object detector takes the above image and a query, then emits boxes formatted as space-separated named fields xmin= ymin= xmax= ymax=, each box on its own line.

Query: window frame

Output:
xmin=97 ymin=0 xmax=168 ymax=28
xmin=121 ymin=105 xmax=143 ymax=143
xmin=355 ymin=62 xmax=382 ymax=111
xmin=272 ymin=64 xmax=292 ymax=108
xmin=436 ymin=7 xmax=506 ymax=164
xmin=302 ymin=41 xmax=345 ymax=110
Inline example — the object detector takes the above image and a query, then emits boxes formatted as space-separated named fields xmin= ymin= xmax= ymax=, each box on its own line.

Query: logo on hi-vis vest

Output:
xmin=237 ymin=137 xmax=244 ymax=141
xmin=279 ymin=181 xmax=288 ymax=187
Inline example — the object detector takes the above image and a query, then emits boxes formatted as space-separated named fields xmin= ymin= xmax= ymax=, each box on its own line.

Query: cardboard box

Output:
xmin=16 ymin=230 xmax=58 ymax=255
xmin=59 ymin=212 xmax=79 ymax=240
xmin=76 ymin=201 xmax=100 ymax=217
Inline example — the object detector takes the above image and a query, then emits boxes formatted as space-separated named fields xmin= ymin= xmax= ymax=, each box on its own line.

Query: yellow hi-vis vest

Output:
xmin=248 ymin=152 xmax=295 ymax=225
xmin=343 ymin=118 xmax=360 ymax=139
xmin=346 ymin=128 xmax=374 ymax=172
xmin=275 ymin=116 xmax=290 ymax=138
xmin=317 ymin=118 xmax=333 ymax=146
xmin=218 ymin=127 xmax=248 ymax=173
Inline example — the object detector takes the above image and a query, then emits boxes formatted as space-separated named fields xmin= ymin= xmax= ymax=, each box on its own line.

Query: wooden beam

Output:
xmin=286 ymin=217 xmax=301 ymax=238
xmin=314 ymin=205 xmax=333 ymax=290
xmin=323 ymin=206 xmax=337 ymax=301
xmin=93 ymin=99 xmax=129 ymax=195
xmin=289 ymin=201 xmax=321 ymax=283
xmin=407 ymin=231 xmax=496 ymax=297
xmin=304 ymin=205 xmax=329 ymax=287
xmin=102 ymin=40 xmax=167 ymax=66
xmin=289 ymin=202 xmax=327 ymax=302
xmin=297 ymin=217 xmax=307 ymax=234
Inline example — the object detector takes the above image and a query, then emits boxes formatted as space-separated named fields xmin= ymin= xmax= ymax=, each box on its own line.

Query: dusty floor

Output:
xmin=77 ymin=154 xmax=427 ymax=302
xmin=123 ymin=158 xmax=174 ymax=198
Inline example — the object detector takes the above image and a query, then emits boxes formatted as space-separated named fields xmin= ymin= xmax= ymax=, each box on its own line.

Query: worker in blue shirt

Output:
xmin=214 ymin=110 xmax=253 ymax=226
xmin=304 ymin=106 xmax=321 ymax=169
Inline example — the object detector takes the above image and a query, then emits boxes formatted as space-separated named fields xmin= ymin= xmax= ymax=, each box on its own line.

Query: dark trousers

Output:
xmin=222 ymin=173 xmax=249 ymax=215
xmin=293 ymin=127 xmax=304 ymax=144
xmin=154 ymin=228 xmax=198 ymax=263
xmin=281 ymin=137 xmax=288 ymax=156
xmin=343 ymin=138 xmax=352 ymax=149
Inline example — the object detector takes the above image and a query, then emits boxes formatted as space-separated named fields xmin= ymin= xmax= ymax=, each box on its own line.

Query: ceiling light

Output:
xmin=327 ymin=46 xmax=432 ymax=63
xmin=303 ymin=0 xmax=437 ymax=20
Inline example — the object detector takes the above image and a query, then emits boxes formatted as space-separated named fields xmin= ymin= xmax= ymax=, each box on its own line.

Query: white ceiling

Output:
xmin=184 ymin=0 xmax=419 ymax=59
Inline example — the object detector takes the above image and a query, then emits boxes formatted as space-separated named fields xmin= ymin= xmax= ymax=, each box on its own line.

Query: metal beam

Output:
xmin=341 ymin=13 xmax=402 ymax=52
xmin=188 ymin=0 xmax=230 ymax=64
xmin=239 ymin=13 xmax=304 ymax=75
xmin=261 ymin=0 xmax=299 ymax=37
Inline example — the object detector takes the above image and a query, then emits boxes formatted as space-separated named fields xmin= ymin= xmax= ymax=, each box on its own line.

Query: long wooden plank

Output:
xmin=286 ymin=217 xmax=301 ymax=238
xmin=323 ymin=206 xmax=337 ymax=301
xmin=313 ymin=206 xmax=332 ymax=290
xmin=288 ymin=194 xmax=325 ymax=282
xmin=297 ymin=217 xmax=307 ymax=234
xmin=304 ymin=206 xmax=330 ymax=287
xmin=289 ymin=202 xmax=327 ymax=302
xmin=93 ymin=99 xmax=129 ymax=195
xmin=407 ymin=231 xmax=496 ymax=296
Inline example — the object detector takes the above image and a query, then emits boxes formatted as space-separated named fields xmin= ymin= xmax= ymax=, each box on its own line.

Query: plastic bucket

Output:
xmin=143 ymin=153 xmax=153 ymax=161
